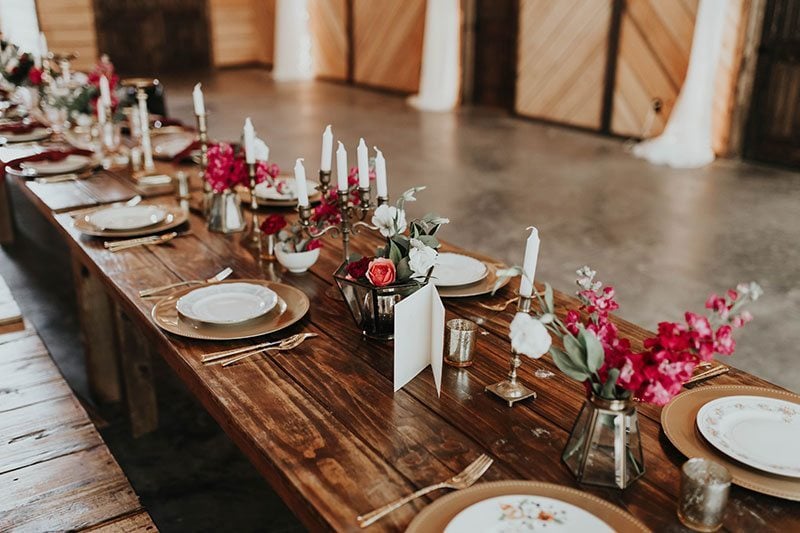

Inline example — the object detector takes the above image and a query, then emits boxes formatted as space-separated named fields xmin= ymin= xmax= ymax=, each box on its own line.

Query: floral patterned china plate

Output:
xmin=444 ymin=495 xmax=613 ymax=533
xmin=434 ymin=253 xmax=488 ymax=287
xmin=697 ymin=395 xmax=800 ymax=478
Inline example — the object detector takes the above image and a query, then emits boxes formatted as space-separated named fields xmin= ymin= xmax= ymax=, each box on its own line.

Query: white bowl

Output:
xmin=276 ymin=245 xmax=320 ymax=274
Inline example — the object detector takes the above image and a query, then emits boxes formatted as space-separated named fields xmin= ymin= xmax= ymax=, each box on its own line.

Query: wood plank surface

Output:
xmin=4 ymin=137 xmax=799 ymax=531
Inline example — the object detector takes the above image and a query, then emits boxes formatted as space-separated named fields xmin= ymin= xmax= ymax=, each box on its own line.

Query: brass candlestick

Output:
xmin=244 ymin=161 xmax=268 ymax=259
xmin=195 ymin=112 xmax=211 ymax=215
xmin=318 ymin=169 xmax=332 ymax=197
xmin=121 ymin=78 xmax=158 ymax=175
xmin=485 ymin=294 xmax=538 ymax=407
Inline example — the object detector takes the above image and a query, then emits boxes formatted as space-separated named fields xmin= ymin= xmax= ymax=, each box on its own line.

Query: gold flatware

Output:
xmin=684 ymin=365 xmax=730 ymax=387
xmin=478 ymin=297 xmax=517 ymax=312
xmin=108 ymin=231 xmax=192 ymax=252
xmin=34 ymin=172 xmax=89 ymax=184
xmin=219 ymin=333 xmax=317 ymax=367
xmin=356 ymin=453 xmax=494 ymax=528
xmin=200 ymin=330 xmax=300 ymax=363
xmin=139 ymin=267 xmax=233 ymax=297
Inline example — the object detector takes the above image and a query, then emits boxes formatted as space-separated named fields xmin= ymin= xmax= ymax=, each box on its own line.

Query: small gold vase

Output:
xmin=207 ymin=190 xmax=246 ymax=233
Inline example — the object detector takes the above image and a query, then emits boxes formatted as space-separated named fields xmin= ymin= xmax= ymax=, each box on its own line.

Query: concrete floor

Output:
xmin=2 ymin=67 xmax=799 ymax=531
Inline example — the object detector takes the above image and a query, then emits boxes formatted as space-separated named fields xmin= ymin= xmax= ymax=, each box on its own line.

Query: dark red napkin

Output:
xmin=0 ymin=121 xmax=45 ymax=134
xmin=3 ymin=148 xmax=94 ymax=177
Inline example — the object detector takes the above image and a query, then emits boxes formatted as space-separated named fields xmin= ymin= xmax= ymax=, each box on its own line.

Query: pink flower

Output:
xmin=715 ymin=325 xmax=736 ymax=355
xmin=305 ymin=239 xmax=322 ymax=251
xmin=206 ymin=143 xmax=248 ymax=192
xmin=685 ymin=312 xmax=712 ymax=337
xmin=366 ymin=258 xmax=396 ymax=287
xmin=256 ymin=161 xmax=280 ymax=184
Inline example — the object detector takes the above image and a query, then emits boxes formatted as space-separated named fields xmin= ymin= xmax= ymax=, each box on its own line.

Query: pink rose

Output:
xmin=366 ymin=258 xmax=396 ymax=287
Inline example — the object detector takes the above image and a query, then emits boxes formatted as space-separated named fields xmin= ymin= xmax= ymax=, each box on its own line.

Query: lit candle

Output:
xmin=243 ymin=117 xmax=255 ymax=165
xmin=97 ymin=99 xmax=107 ymax=126
xmin=374 ymin=147 xmax=387 ymax=198
xmin=519 ymin=226 xmax=540 ymax=298
xmin=294 ymin=158 xmax=309 ymax=207
xmin=192 ymin=83 xmax=205 ymax=116
xmin=320 ymin=124 xmax=333 ymax=172
xmin=100 ymin=75 xmax=111 ymax=107
xmin=336 ymin=141 xmax=348 ymax=191
xmin=357 ymin=138 xmax=369 ymax=189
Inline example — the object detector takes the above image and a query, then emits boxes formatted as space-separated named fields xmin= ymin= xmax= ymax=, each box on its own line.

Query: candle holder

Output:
xmin=195 ymin=112 xmax=212 ymax=216
xmin=121 ymin=78 xmax=158 ymax=176
xmin=243 ymin=162 xmax=270 ymax=260
xmin=318 ymin=169 xmax=332 ymax=197
xmin=485 ymin=294 xmax=538 ymax=407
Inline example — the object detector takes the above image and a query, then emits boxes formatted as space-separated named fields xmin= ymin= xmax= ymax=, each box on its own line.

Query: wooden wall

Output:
xmin=309 ymin=0 xmax=348 ymax=81
xmin=515 ymin=0 xmax=613 ymax=129
xmin=352 ymin=0 xmax=425 ymax=93
xmin=35 ymin=0 xmax=98 ymax=70
xmin=208 ymin=0 xmax=274 ymax=67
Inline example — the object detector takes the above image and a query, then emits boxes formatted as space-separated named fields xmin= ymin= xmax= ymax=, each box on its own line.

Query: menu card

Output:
xmin=393 ymin=283 xmax=444 ymax=396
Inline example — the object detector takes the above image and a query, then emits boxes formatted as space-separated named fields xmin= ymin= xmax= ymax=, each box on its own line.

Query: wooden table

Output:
xmin=5 ymin=166 xmax=799 ymax=532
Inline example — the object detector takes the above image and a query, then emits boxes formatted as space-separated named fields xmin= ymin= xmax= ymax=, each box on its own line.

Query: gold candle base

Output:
xmin=485 ymin=295 xmax=536 ymax=407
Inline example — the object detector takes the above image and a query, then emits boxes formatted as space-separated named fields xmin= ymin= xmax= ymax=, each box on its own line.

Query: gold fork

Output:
xmin=140 ymin=267 xmax=233 ymax=297
xmin=201 ymin=332 xmax=309 ymax=364
xmin=356 ymin=454 xmax=494 ymax=528
xmin=478 ymin=297 xmax=517 ymax=312
xmin=219 ymin=333 xmax=317 ymax=367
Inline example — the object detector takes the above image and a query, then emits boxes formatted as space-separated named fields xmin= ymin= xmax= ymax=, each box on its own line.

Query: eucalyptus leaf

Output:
xmin=550 ymin=347 xmax=591 ymax=381
xmin=396 ymin=257 xmax=412 ymax=282
xmin=544 ymin=283 xmax=554 ymax=314
xmin=492 ymin=266 xmax=524 ymax=295
xmin=580 ymin=328 xmax=605 ymax=373
xmin=563 ymin=333 xmax=588 ymax=370
xmin=600 ymin=368 xmax=620 ymax=399
xmin=416 ymin=235 xmax=438 ymax=248
xmin=388 ymin=240 xmax=403 ymax=264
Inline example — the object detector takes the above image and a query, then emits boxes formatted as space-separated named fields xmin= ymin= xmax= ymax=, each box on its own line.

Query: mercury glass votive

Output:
xmin=677 ymin=458 xmax=731 ymax=532
xmin=445 ymin=319 xmax=477 ymax=367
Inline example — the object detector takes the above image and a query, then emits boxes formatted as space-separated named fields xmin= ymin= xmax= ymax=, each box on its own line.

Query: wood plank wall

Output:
xmin=209 ymin=0 xmax=275 ymax=67
xmin=309 ymin=0 xmax=348 ymax=81
xmin=352 ymin=0 xmax=426 ymax=93
xmin=515 ymin=0 xmax=613 ymax=129
xmin=35 ymin=0 xmax=98 ymax=70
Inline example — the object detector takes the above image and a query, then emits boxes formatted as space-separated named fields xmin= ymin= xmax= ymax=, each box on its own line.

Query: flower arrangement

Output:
xmin=260 ymin=214 xmax=322 ymax=253
xmin=507 ymin=266 xmax=762 ymax=405
xmin=205 ymin=142 xmax=279 ymax=193
xmin=343 ymin=187 xmax=449 ymax=288
xmin=41 ymin=57 xmax=120 ymax=119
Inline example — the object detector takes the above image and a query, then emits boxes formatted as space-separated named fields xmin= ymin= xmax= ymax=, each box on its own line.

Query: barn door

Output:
xmin=744 ymin=0 xmax=800 ymax=166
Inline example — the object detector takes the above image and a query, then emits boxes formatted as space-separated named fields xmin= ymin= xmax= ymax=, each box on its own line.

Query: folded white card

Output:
xmin=393 ymin=283 xmax=444 ymax=396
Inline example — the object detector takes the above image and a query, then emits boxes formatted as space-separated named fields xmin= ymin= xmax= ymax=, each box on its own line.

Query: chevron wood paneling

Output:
xmin=36 ymin=0 xmax=98 ymax=70
xmin=353 ymin=0 xmax=425 ymax=93
xmin=309 ymin=0 xmax=348 ymax=80
xmin=515 ymin=0 xmax=613 ymax=129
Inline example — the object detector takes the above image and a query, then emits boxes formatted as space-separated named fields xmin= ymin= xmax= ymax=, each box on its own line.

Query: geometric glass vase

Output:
xmin=562 ymin=394 xmax=645 ymax=489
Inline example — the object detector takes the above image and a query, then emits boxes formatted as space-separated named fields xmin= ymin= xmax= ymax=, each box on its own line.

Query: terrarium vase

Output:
xmin=562 ymin=394 xmax=645 ymax=489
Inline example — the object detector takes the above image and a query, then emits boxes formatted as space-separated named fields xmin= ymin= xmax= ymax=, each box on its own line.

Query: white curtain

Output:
xmin=272 ymin=0 xmax=313 ymax=82
xmin=408 ymin=0 xmax=461 ymax=112
xmin=632 ymin=0 xmax=728 ymax=168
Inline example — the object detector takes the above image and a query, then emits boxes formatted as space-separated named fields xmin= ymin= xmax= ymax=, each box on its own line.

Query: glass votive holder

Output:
xmin=677 ymin=458 xmax=731 ymax=532
xmin=445 ymin=319 xmax=477 ymax=367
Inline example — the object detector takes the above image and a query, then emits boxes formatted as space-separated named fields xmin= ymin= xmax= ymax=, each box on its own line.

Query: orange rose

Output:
xmin=366 ymin=258 xmax=396 ymax=287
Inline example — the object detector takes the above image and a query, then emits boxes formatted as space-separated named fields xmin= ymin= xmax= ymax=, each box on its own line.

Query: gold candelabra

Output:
xmin=317 ymin=169 xmax=332 ymax=197
xmin=485 ymin=294 xmax=538 ymax=407
xmin=194 ymin=112 xmax=211 ymax=215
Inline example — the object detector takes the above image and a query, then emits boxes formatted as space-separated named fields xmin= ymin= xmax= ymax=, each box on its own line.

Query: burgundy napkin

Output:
xmin=0 ymin=121 xmax=45 ymax=134
xmin=3 ymin=148 xmax=94 ymax=176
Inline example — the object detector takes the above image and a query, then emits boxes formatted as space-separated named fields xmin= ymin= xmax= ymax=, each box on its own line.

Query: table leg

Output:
xmin=71 ymin=254 xmax=122 ymax=403
xmin=0 ymin=174 xmax=15 ymax=244
xmin=113 ymin=303 xmax=159 ymax=437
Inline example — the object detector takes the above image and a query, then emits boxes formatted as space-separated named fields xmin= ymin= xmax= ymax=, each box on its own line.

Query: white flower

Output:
xmin=254 ymin=138 xmax=270 ymax=161
xmin=509 ymin=312 xmax=552 ymax=359
xmin=371 ymin=204 xmax=407 ymax=238
xmin=408 ymin=239 xmax=438 ymax=278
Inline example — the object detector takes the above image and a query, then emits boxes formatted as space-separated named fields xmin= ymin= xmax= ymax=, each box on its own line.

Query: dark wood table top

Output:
xmin=6 ymin=164 xmax=799 ymax=532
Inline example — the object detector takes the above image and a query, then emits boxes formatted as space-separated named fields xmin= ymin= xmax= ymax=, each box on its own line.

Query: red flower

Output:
xmin=28 ymin=67 xmax=43 ymax=85
xmin=206 ymin=143 xmax=248 ymax=192
xmin=714 ymin=325 xmax=736 ymax=355
xmin=260 ymin=214 xmax=286 ymax=235
xmin=345 ymin=257 xmax=371 ymax=279
xmin=256 ymin=161 xmax=280 ymax=184
xmin=366 ymin=258 xmax=396 ymax=287
xmin=306 ymin=239 xmax=322 ymax=251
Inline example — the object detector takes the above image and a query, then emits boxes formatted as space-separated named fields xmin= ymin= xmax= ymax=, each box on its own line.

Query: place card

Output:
xmin=393 ymin=283 xmax=444 ymax=396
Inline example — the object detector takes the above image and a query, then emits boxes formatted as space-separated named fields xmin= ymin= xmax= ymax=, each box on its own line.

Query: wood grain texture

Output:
xmin=209 ymin=0 xmax=275 ymax=67
xmin=5 ymin=149 xmax=799 ymax=531
xmin=36 ymin=0 xmax=99 ymax=70
xmin=353 ymin=0 xmax=425 ymax=92
xmin=0 ymin=174 xmax=13 ymax=244
xmin=515 ymin=0 xmax=613 ymax=129
xmin=309 ymin=0 xmax=348 ymax=80
xmin=83 ymin=511 xmax=159 ymax=532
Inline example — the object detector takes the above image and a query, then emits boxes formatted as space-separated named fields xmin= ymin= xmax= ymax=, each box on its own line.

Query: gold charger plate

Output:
xmin=437 ymin=263 xmax=510 ymax=298
xmin=73 ymin=205 xmax=189 ymax=238
xmin=661 ymin=385 xmax=800 ymax=501
xmin=239 ymin=184 xmax=323 ymax=208
xmin=151 ymin=280 xmax=309 ymax=340
xmin=406 ymin=480 xmax=650 ymax=533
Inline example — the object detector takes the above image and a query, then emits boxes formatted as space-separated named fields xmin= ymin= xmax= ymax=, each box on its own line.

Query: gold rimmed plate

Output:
xmin=406 ymin=480 xmax=650 ymax=533
xmin=661 ymin=385 xmax=800 ymax=501
xmin=239 ymin=182 xmax=323 ymax=208
xmin=151 ymin=280 xmax=309 ymax=340
xmin=73 ymin=204 xmax=189 ymax=238
xmin=437 ymin=263 xmax=510 ymax=299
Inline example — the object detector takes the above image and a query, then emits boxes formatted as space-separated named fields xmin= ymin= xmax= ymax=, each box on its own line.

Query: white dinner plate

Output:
xmin=697 ymin=395 xmax=800 ymax=478
xmin=434 ymin=253 xmax=488 ymax=287
xmin=445 ymin=495 xmax=613 ymax=533
xmin=176 ymin=282 xmax=278 ymax=325
xmin=1 ymin=127 xmax=51 ymax=143
xmin=20 ymin=154 xmax=92 ymax=175
xmin=152 ymin=131 xmax=195 ymax=159
xmin=85 ymin=205 xmax=168 ymax=231
xmin=254 ymin=178 xmax=321 ymax=201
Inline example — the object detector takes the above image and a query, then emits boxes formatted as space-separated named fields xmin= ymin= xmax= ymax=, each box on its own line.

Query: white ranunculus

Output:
xmin=509 ymin=312 xmax=552 ymax=359
xmin=408 ymin=240 xmax=438 ymax=278
xmin=371 ymin=204 xmax=407 ymax=238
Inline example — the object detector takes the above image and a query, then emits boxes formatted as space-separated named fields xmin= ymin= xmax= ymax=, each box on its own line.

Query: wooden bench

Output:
xmin=0 ymin=275 xmax=157 ymax=532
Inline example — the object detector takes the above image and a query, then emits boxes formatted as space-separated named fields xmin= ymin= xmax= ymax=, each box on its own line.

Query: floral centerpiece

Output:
xmin=39 ymin=57 xmax=120 ymax=127
xmin=335 ymin=187 xmax=449 ymax=340
xmin=505 ymin=266 xmax=762 ymax=488
xmin=260 ymin=214 xmax=322 ymax=273
xmin=205 ymin=142 xmax=279 ymax=233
